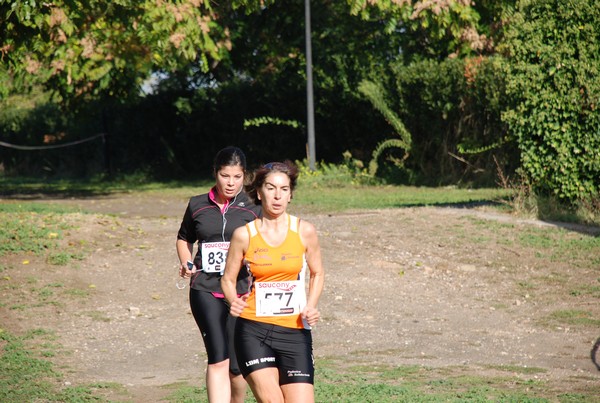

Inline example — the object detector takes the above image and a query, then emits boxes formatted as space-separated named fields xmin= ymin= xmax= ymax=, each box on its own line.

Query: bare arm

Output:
xmin=300 ymin=220 xmax=324 ymax=326
xmin=222 ymin=226 xmax=250 ymax=316
xmin=176 ymin=238 xmax=194 ymax=278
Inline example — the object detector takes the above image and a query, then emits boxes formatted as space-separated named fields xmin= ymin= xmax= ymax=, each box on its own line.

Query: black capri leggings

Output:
xmin=189 ymin=289 xmax=241 ymax=375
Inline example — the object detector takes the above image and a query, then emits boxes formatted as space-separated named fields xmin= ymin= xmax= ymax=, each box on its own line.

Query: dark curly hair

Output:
xmin=246 ymin=160 xmax=299 ymax=205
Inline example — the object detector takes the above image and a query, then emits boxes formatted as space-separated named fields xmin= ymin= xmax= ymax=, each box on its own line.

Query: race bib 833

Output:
xmin=201 ymin=241 xmax=230 ymax=274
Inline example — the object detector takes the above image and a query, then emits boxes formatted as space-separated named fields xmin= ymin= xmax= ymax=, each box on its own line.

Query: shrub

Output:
xmin=499 ymin=0 xmax=600 ymax=203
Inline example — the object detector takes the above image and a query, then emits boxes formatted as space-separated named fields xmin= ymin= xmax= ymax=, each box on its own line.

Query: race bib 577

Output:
xmin=255 ymin=281 xmax=302 ymax=317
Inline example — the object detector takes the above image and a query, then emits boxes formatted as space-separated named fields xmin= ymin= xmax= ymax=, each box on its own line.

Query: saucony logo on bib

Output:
xmin=256 ymin=282 xmax=297 ymax=292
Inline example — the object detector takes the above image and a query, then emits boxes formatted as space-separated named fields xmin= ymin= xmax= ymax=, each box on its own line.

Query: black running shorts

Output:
xmin=189 ymin=289 xmax=241 ymax=375
xmin=234 ymin=317 xmax=314 ymax=385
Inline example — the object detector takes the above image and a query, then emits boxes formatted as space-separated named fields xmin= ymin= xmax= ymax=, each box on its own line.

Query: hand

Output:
xmin=301 ymin=306 xmax=320 ymax=326
xmin=229 ymin=295 xmax=248 ymax=317
xmin=179 ymin=262 xmax=194 ymax=278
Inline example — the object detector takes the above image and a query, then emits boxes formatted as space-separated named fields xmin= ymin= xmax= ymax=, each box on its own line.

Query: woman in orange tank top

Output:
xmin=222 ymin=161 xmax=325 ymax=403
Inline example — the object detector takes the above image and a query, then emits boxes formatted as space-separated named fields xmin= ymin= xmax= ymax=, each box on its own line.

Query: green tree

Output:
xmin=499 ymin=0 xmax=600 ymax=202
xmin=202 ymin=0 xmax=405 ymax=164
xmin=0 ymin=0 xmax=263 ymax=105
xmin=348 ymin=0 xmax=488 ymax=60
xmin=345 ymin=0 xmax=512 ymax=186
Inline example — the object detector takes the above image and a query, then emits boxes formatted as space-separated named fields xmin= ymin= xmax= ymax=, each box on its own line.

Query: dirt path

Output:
xmin=1 ymin=192 xmax=599 ymax=401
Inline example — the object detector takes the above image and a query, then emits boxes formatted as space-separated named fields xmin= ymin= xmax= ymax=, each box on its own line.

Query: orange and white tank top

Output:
xmin=240 ymin=214 xmax=309 ymax=329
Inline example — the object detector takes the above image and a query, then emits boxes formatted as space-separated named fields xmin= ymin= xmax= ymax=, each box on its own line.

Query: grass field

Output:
xmin=1 ymin=178 xmax=599 ymax=402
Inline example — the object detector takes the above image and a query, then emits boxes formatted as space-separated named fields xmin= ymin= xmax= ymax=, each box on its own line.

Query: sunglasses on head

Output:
xmin=263 ymin=162 xmax=288 ymax=170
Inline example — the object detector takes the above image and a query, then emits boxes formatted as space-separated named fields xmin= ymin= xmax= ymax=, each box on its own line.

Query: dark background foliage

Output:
xmin=1 ymin=0 xmax=598 ymax=205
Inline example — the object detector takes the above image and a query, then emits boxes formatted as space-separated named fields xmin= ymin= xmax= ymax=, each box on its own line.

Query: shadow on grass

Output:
xmin=393 ymin=199 xmax=507 ymax=210
xmin=3 ymin=178 xmax=599 ymax=236
xmin=0 ymin=177 xmax=210 ymax=200
xmin=395 ymin=199 xmax=600 ymax=237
